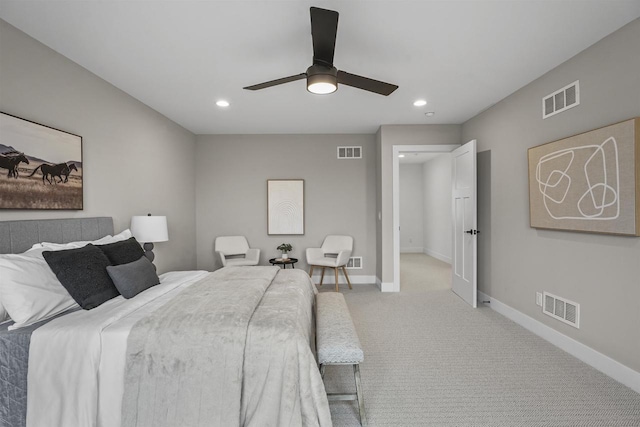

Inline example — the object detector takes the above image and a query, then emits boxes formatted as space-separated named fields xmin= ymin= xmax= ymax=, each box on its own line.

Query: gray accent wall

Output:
xmin=462 ymin=18 xmax=640 ymax=372
xmin=0 ymin=19 xmax=197 ymax=273
xmin=195 ymin=134 xmax=377 ymax=277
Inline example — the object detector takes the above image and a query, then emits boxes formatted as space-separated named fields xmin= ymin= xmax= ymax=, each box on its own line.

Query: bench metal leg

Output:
xmin=354 ymin=364 xmax=367 ymax=426
xmin=320 ymin=363 xmax=367 ymax=427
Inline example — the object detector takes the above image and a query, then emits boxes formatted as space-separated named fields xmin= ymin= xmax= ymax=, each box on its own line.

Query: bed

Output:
xmin=0 ymin=217 xmax=331 ymax=427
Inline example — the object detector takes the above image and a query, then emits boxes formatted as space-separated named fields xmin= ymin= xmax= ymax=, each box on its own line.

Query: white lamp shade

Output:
xmin=130 ymin=215 xmax=168 ymax=243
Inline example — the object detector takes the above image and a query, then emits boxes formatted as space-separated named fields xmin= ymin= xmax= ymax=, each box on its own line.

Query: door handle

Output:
xmin=465 ymin=229 xmax=479 ymax=235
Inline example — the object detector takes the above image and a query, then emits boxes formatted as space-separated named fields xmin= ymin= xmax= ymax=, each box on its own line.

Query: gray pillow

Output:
xmin=97 ymin=237 xmax=145 ymax=266
xmin=106 ymin=256 xmax=160 ymax=299
xmin=43 ymin=244 xmax=119 ymax=310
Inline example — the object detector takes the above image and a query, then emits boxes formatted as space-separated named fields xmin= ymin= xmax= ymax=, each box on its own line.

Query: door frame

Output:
xmin=392 ymin=144 xmax=459 ymax=292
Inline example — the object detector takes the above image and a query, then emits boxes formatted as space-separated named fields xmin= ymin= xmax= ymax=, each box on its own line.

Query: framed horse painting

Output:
xmin=0 ymin=112 xmax=83 ymax=210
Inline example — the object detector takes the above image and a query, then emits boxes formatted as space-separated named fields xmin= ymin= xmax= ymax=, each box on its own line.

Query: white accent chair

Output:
xmin=215 ymin=236 xmax=260 ymax=267
xmin=306 ymin=235 xmax=353 ymax=292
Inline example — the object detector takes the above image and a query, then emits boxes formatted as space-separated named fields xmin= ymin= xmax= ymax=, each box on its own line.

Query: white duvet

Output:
xmin=26 ymin=270 xmax=209 ymax=427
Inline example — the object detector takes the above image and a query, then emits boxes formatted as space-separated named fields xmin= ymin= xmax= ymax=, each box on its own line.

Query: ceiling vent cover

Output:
xmin=543 ymin=80 xmax=580 ymax=119
xmin=338 ymin=146 xmax=362 ymax=159
xmin=346 ymin=257 xmax=362 ymax=269
xmin=543 ymin=291 xmax=580 ymax=328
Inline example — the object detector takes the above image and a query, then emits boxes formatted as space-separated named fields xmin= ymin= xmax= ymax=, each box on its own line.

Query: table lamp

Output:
xmin=130 ymin=214 xmax=168 ymax=262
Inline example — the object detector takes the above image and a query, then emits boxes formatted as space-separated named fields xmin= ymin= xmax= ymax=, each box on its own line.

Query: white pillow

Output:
xmin=35 ymin=228 xmax=133 ymax=251
xmin=0 ymin=248 xmax=80 ymax=330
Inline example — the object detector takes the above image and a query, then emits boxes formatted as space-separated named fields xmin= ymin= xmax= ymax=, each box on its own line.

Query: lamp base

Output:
xmin=143 ymin=242 xmax=155 ymax=263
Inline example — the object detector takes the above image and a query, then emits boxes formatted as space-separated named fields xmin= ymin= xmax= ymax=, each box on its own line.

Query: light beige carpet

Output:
xmin=319 ymin=285 xmax=640 ymax=426
xmin=399 ymin=253 xmax=451 ymax=292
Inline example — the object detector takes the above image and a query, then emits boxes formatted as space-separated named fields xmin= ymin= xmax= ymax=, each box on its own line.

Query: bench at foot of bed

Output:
xmin=316 ymin=291 xmax=367 ymax=427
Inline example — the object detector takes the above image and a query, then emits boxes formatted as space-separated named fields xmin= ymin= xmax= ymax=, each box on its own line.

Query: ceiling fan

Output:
xmin=243 ymin=7 xmax=399 ymax=96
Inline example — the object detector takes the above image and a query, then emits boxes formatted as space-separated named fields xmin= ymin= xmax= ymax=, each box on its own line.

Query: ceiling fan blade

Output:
xmin=337 ymin=70 xmax=399 ymax=96
xmin=243 ymin=73 xmax=306 ymax=91
xmin=310 ymin=7 xmax=338 ymax=66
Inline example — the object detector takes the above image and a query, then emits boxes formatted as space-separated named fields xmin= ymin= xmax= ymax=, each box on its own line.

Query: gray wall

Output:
xmin=399 ymin=164 xmax=424 ymax=252
xmin=462 ymin=18 xmax=640 ymax=372
xmin=0 ymin=19 xmax=197 ymax=273
xmin=422 ymin=154 xmax=452 ymax=263
xmin=195 ymin=134 xmax=377 ymax=278
xmin=377 ymin=125 xmax=462 ymax=285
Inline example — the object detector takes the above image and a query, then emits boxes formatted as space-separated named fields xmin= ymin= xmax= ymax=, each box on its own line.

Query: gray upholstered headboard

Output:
xmin=0 ymin=217 xmax=114 ymax=254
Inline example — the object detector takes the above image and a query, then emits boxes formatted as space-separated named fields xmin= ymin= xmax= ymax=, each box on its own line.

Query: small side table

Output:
xmin=269 ymin=257 xmax=298 ymax=269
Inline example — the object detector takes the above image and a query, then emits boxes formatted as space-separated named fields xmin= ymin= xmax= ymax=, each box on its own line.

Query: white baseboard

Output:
xmin=380 ymin=281 xmax=396 ymax=292
xmin=375 ymin=277 xmax=397 ymax=292
xmin=423 ymin=248 xmax=451 ymax=264
xmin=478 ymin=291 xmax=640 ymax=394
xmin=400 ymin=246 xmax=424 ymax=253
xmin=311 ymin=274 xmax=377 ymax=285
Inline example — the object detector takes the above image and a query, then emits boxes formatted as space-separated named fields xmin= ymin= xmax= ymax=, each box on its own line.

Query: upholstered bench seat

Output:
xmin=316 ymin=292 xmax=367 ymax=426
xmin=317 ymin=293 xmax=364 ymax=364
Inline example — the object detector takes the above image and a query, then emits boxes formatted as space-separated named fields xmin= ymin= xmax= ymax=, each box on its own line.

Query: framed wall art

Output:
xmin=528 ymin=117 xmax=639 ymax=236
xmin=0 ymin=112 xmax=83 ymax=210
xmin=267 ymin=179 xmax=304 ymax=235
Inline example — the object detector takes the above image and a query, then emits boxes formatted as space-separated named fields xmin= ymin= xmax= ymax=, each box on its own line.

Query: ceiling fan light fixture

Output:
xmin=306 ymin=65 xmax=338 ymax=95
xmin=307 ymin=79 xmax=337 ymax=94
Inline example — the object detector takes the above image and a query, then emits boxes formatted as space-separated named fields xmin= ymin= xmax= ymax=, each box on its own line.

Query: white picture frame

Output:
xmin=267 ymin=179 xmax=304 ymax=235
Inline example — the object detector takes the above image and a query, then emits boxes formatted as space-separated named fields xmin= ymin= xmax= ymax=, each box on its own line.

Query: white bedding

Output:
xmin=26 ymin=270 xmax=209 ymax=427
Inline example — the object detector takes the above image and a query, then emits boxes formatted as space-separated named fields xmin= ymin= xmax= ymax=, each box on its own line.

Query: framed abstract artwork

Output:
xmin=0 ymin=112 xmax=83 ymax=210
xmin=267 ymin=179 xmax=304 ymax=235
xmin=528 ymin=117 xmax=639 ymax=236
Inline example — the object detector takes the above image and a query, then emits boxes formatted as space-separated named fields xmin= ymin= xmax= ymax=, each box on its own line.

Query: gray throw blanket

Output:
xmin=122 ymin=266 xmax=331 ymax=427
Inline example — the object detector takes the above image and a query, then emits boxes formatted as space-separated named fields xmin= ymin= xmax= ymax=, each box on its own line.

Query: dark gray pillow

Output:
xmin=97 ymin=237 xmax=145 ymax=266
xmin=43 ymin=244 xmax=119 ymax=310
xmin=106 ymin=256 xmax=160 ymax=299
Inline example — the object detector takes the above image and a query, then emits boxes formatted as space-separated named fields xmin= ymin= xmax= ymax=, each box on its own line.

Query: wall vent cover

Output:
xmin=337 ymin=146 xmax=362 ymax=159
xmin=542 ymin=80 xmax=580 ymax=119
xmin=346 ymin=257 xmax=363 ymax=269
xmin=543 ymin=291 xmax=580 ymax=328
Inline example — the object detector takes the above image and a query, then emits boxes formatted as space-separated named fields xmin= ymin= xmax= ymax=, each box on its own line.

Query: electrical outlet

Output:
xmin=536 ymin=292 xmax=543 ymax=306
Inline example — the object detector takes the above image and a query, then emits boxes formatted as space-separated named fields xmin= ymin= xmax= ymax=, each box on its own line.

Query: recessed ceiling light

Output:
xmin=398 ymin=154 xmax=405 ymax=158
xmin=425 ymin=112 xmax=435 ymax=117
xmin=216 ymin=100 xmax=230 ymax=107
xmin=413 ymin=100 xmax=427 ymax=107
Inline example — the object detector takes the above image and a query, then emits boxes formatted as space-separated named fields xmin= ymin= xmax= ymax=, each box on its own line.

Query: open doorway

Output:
xmin=392 ymin=144 xmax=459 ymax=292
xmin=399 ymin=152 xmax=453 ymax=292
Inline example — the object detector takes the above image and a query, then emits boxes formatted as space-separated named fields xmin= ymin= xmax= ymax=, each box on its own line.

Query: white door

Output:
xmin=451 ymin=140 xmax=477 ymax=307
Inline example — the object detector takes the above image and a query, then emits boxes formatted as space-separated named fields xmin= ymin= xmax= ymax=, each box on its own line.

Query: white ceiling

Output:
xmin=1 ymin=1 xmax=638 ymax=135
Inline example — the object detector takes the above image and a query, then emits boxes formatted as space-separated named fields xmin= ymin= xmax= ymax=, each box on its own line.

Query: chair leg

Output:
xmin=342 ymin=266 xmax=353 ymax=289
xmin=320 ymin=267 xmax=325 ymax=286
xmin=335 ymin=267 xmax=339 ymax=292
xmin=309 ymin=265 xmax=314 ymax=278
xmin=354 ymin=364 xmax=367 ymax=427
xmin=320 ymin=364 xmax=326 ymax=379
